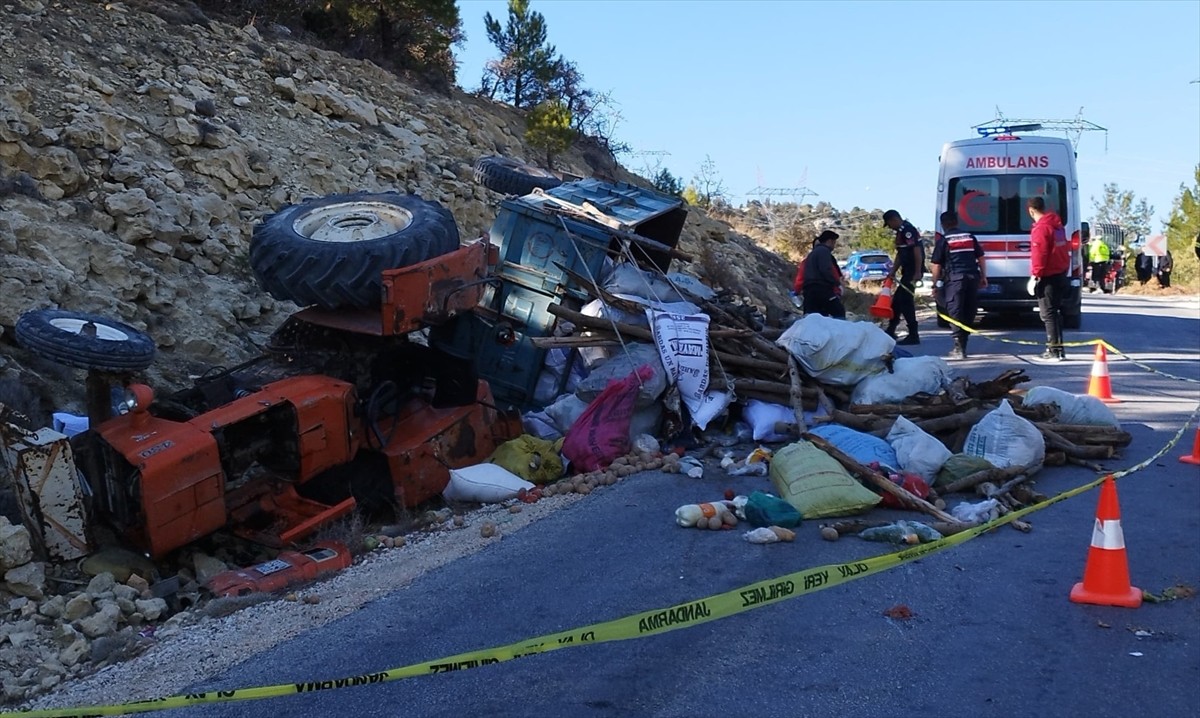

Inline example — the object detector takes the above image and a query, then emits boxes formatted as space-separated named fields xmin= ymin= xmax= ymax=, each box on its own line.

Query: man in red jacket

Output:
xmin=1028 ymin=196 xmax=1070 ymax=361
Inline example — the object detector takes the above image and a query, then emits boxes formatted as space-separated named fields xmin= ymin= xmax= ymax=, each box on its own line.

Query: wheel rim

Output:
xmin=293 ymin=201 xmax=414 ymax=243
xmin=49 ymin=317 xmax=131 ymax=342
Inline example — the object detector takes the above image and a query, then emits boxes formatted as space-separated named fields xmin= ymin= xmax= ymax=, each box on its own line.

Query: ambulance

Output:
xmin=934 ymin=125 xmax=1084 ymax=327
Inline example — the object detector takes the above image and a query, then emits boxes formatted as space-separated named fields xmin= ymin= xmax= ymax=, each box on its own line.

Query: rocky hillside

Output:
xmin=0 ymin=0 xmax=794 ymax=419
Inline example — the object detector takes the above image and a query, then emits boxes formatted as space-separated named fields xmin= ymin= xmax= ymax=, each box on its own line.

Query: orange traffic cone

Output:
xmin=1086 ymin=343 xmax=1120 ymax=403
xmin=869 ymin=278 xmax=895 ymax=319
xmin=1180 ymin=426 xmax=1200 ymax=466
xmin=1070 ymin=477 xmax=1141 ymax=608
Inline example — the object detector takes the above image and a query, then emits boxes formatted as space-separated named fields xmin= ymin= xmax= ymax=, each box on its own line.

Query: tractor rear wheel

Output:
xmin=14 ymin=309 xmax=156 ymax=372
xmin=472 ymin=156 xmax=562 ymax=196
xmin=249 ymin=192 xmax=459 ymax=310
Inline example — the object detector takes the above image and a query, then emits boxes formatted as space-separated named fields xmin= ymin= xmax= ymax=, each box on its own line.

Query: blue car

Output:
xmin=844 ymin=250 xmax=893 ymax=286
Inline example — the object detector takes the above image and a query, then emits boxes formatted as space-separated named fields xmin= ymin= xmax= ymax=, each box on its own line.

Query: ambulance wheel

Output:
xmin=14 ymin=309 xmax=156 ymax=372
xmin=250 ymin=192 xmax=459 ymax=310
xmin=472 ymin=156 xmax=562 ymax=196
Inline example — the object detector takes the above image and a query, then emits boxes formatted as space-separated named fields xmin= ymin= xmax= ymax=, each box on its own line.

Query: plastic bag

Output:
xmin=489 ymin=435 xmax=565 ymax=485
xmin=964 ymin=400 xmax=1045 ymax=472
xmin=675 ymin=501 xmax=737 ymax=529
xmin=808 ymin=424 xmax=899 ymax=473
xmin=859 ymin=520 xmax=943 ymax=545
xmin=563 ymin=365 xmax=654 ymax=472
xmin=576 ymin=343 xmax=667 ymax=409
xmin=443 ymin=463 xmax=535 ymax=503
xmin=886 ymin=416 xmax=952 ymax=483
xmin=879 ymin=472 xmax=930 ymax=509
xmin=543 ymin=394 xmax=589 ymax=435
xmin=935 ymin=454 xmax=995 ymax=489
xmin=744 ymin=491 xmax=802 ymax=528
xmin=665 ymin=272 xmax=717 ymax=302
xmin=951 ymin=498 xmax=1001 ymax=524
xmin=1023 ymin=385 xmax=1119 ymax=427
xmin=743 ymin=399 xmax=795 ymax=442
xmin=851 ymin=356 xmax=953 ymax=406
xmin=605 ymin=263 xmax=687 ymax=304
xmin=775 ymin=313 xmax=895 ymax=386
xmin=743 ymin=526 xmax=796 ymax=544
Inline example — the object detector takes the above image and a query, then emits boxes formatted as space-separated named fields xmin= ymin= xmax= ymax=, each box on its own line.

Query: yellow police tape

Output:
xmin=888 ymin=281 xmax=1200 ymax=385
xmin=8 ymin=400 xmax=1199 ymax=718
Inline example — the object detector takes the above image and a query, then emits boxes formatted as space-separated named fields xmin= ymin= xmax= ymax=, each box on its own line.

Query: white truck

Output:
xmin=935 ymin=125 xmax=1084 ymax=327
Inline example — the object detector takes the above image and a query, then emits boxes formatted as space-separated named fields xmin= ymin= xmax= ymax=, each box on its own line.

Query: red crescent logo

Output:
xmin=957 ymin=191 xmax=988 ymax=228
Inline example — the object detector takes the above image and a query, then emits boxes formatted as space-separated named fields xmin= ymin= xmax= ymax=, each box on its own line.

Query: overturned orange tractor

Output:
xmin=5 ymin=179 xmax=687 ymax=562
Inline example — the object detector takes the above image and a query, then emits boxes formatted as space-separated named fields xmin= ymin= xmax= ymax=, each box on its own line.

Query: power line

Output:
xmin=747 ymin=186 xmax=819 ymax=204
xmin=973 ymin=106 xmax=1108 ymax=150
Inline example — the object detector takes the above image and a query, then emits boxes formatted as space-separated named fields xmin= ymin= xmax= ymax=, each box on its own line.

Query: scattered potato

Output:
xmin=577 ymin=483 xmax=592 ymax=495
xmin=820 ymin=527 xmax=840 ymax=542
xmin=706 ymin=515 xmax=723 ymax=530
xmin=480 ymin=522 xmax=497 ymax=538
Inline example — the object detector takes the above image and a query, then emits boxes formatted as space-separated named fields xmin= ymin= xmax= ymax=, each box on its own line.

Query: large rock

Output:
xmin=80 ymin=547 xmax=156 ymax=583
xmin=76 ymin=603 xmax=120 ymax=639
xmin=0 ymin=517 xmax=33 ymax=571
xmin=3 ymin=562 xmax=45 ymax=600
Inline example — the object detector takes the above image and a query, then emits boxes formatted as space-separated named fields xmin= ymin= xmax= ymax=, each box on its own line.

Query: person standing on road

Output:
xmin=1087 ymin=231 xmax=1110 ymax=293
xmin=930 ymin=211 xmax=987 ymax=360
xmin=1157 ymin=249 xmax=1173 ymax=288
xmin=882 ymin=209 xmax=924 ymax=345
xmin=801 ymin=230 xmax=846 ymax=319
xmin=1028 ymin=197 xmax=1070 ymax=362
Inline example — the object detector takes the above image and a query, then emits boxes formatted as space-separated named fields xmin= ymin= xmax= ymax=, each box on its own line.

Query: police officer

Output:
xmin=930 ymin=210 xmax=986 ymax=360
xmin=882 ymin=209 xmax=924 ymax=345
xmin=1087 ymin=228 xmax=1110 ymax=293
xmin=801 ymin=230 xmax=846 ymax=318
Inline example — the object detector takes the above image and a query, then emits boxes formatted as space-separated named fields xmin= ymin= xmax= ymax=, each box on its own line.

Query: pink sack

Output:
xmin=562 ymin=365 xmax=654 ymax=472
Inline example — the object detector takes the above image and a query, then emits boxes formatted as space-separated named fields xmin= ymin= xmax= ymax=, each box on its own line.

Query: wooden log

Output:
xmin=848 ymin=402 xmax=961 ymax=419
xmin=548 ymin=304 xmax=789 ymax=375
xmin=802 ymin=432 xmax=965 ymax=526
xmin=1040 ymin=426 xmax=1115 ymax=459
xmin=1044 ymin=450 xmax=1067 ymax=466
xmin=1067 ymin=456 xmax=1106 ymax=472
xmin=530 ymin=335 xmax=620 ymax=349
xmin=942 ymin=463 xmax=1035 ymax=494
xmin=821 ymin=409 xmax=891 ymax=434
xmin=915 ymin=408 xmax=990 ymax=434
xmin=815 ymin=386 xmax=836 ymax=418
xmin=788 ymin=358 xmax=807 ymax=436
xmin=702 ymin=301 xmax=792 ymax=363
xmin=1035 ymin=423 xmax=1133 ymax=447
xmin=966 ymin=369 xmax=1030 ymax=400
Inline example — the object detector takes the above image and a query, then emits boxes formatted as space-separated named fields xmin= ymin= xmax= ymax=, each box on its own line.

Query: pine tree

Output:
xmin=481 ymin=0 xmax=558 ymax=108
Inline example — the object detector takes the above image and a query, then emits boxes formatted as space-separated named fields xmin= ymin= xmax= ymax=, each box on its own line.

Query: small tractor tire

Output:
xmin=472 ymin=156 xmax=562 ymax=196
xmin=14 ymin=309 xmax=156 ymax=372
xmin=250 ymin=192 xmax=459 ymax=310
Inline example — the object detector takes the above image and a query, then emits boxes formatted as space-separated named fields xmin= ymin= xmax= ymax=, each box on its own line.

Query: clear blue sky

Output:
xmin=455 ymin=0 xmax=1200 ymax=233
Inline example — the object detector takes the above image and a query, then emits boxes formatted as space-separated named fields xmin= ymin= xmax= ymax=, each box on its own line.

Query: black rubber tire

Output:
xmin=14 ymin=309 xmax=155 ymax=372
xmin=472 ymin=156 xmax=562 ymax=196
xmin=249 ymin=192 xmax=459 ymax=310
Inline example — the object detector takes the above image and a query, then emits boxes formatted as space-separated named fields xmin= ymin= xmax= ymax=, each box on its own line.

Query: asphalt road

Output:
xmin=171 ymin=292 xmax=1199 ymax=718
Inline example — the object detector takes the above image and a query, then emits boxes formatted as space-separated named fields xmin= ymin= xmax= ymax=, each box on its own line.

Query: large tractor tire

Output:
xmin=250 ymin=192 xmax=459 ymax=310
xmin=14 ymin=309 xmax=156 ymax=372
xmin=472 ymin=156 xmax=562 ymax=196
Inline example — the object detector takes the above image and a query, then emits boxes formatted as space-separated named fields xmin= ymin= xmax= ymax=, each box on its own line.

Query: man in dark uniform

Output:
xmin=930 ymin=211 xmax=987 ymax=360
xmin=801 ymin=230 xmax=845 ymax=318
xmin=882 ymin=209 xmax=924 ymax=345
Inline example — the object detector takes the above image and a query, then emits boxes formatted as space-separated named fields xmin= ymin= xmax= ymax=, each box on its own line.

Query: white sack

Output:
xmin=886 ymin=415 xmax=953 ymax=483
xmin=443 ymin=463 xmax=534 ymax=503
xmin=851 ymin=356 xmax=953 ymax=405
xmin=775 ymin=313 xmax=896 ymax=386
xmin=964 ymin=400 xmax=1045 ymax=472
xmin=665 ymin=272 xmax=717 ymax=302
xmin=743 ymin=399 xmax=796 ymax=442
xmin=1023 ymin=386 xmax=1119 ymax=427
xmin=647 ymin=309 xmax=732 ymax=430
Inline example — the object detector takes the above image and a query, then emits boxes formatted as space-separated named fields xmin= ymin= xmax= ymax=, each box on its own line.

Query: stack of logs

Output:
xmin=535 ymin=284 xmax=1134 ymax=533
